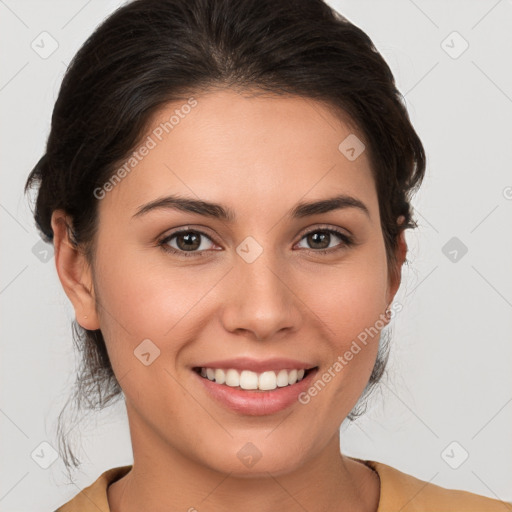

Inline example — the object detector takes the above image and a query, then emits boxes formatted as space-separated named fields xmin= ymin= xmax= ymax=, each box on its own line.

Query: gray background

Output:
xmin=1 ymin=0 xmax=511 ymax=510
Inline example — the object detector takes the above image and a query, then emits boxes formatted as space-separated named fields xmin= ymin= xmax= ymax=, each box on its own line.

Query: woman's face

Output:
xmin=58 ymin=89 xmax=404 ymax=476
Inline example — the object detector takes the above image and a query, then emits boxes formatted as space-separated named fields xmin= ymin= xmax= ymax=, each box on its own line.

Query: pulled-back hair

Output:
xmin=25 ymin=0 xmax=425 ymax=479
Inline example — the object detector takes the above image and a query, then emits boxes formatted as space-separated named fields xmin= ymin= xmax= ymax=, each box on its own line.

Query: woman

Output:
xmin=25 ymin=0 xmax=507 ymax=510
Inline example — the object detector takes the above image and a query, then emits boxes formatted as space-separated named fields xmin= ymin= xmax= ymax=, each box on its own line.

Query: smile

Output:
xmin=194 ymin=367 xmax=315 ymax=391
xmin=192 ymin=364 xmax=319 ymax=415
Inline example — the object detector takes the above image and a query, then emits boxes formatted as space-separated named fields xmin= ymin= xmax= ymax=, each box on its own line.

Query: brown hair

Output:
xmin=24 ymin=0 xmax=425 ymax=477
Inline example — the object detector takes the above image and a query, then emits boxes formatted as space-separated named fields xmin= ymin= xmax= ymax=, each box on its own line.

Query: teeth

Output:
xmin=225 ymin=369 xmax=239 ymax=387
xmin=214 ymin=368 xmax=226 ymax=385
xmin=276 ymin=369 xmax=289 ymax=387
xmin=198 ymin=367 xmax=310 ymax=390
xmin=240 ymin=370 xmax=259 ymax=390
xmin=259 ymin=371 xmax=277 ymax=391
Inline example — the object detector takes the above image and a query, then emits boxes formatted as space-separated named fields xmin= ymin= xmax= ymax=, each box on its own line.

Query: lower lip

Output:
xmin=193 ymin=368 xmax=318 ymax=416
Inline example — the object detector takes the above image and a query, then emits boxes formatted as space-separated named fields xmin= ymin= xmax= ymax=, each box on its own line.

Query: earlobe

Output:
xmin=386 ymin=220 xmax=408 ymax=310
xmin=396 ymin=228 xmax=408 ymax=268
xmin=50 ymin=210 xmax=100 ymax=330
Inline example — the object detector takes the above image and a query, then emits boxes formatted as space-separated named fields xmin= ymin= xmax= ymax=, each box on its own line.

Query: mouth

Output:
xmin=193 ymin=366 xmax=318 ymax=392
xmin=192 ymin=365 xmax=319 ymax=415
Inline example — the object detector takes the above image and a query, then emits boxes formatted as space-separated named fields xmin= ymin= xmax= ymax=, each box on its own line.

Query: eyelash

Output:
xmin=157 ymin=226 xmax=354 ymax=259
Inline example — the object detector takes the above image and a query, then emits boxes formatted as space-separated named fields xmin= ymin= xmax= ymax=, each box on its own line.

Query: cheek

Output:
xmin=301 ymin=246 xmax=389 ymax=342
xmin=93 ymin=242 xmax=218 ymax=340
xmin=298 ymin=242 xmax=389 ymax=403
xmin=298 ymin=260 xmax=388 ymax=414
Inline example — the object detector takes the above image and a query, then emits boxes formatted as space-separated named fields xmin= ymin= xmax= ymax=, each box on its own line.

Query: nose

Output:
xmin=220 ymin=250 xmax=303 ymax=341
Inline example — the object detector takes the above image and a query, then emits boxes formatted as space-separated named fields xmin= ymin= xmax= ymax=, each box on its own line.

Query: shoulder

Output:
xmin=54 ymin=465 xmax=132 ymax=512
xmin=364 ymin=459 xmax=510 ymax=512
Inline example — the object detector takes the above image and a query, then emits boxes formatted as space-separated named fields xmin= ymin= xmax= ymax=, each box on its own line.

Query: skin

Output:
xmin=52 ymin=88 xmax=406 ymax=512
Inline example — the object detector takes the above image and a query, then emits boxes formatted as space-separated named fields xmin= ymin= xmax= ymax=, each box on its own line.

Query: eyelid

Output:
xmin=294 ymin=225 xmax=354 ymax=252
xmin=160 ymin=225 xmax=219 ymax=242
xmin=158 ymin=223 xmax=354 ymax=257
xmin=297 ymin=223 xmax=352 ymax=240
xmin=160 ymin=224 xmax=351 ymax=244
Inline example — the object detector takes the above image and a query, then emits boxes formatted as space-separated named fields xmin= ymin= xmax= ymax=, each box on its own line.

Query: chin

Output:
xmin=198 ymin=441 xmax=309 ymax=478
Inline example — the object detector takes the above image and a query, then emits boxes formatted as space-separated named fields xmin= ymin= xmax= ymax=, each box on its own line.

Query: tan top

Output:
xmin=54 ymin=459 xmax=510 ymax=511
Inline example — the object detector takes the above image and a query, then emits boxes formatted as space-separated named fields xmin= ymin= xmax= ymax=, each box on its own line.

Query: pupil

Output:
xmin=309 ymin=231 xmax=329 ymax=249
xmin=179 ymin=232 xmax=200 ymax=251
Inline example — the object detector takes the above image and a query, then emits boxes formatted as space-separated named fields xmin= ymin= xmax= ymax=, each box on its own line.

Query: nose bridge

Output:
xmin=221 ymin=236 xmax=300 ymax=339
xmin=238 ymin=244 xmax=281 ymax=298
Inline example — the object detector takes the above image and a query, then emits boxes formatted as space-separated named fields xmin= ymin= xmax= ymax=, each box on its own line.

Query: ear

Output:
xmin=386 ymin=216 xmax=408 ymax=308
xmin=51 ymin=210 xmax=100 ymax=330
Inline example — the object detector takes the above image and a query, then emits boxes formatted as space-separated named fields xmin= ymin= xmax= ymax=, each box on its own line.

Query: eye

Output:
xmin=295 ymin=227 xmax=353 ymax=254
xmin=158 ymin=226 xmax=354 ymax=258
xmin=158 ymin=229 xmax=217 ymax=257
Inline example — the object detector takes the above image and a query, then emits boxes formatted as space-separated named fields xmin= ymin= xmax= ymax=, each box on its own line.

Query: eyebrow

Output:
xmin=132 ymin=193 xmax=370 ymax=221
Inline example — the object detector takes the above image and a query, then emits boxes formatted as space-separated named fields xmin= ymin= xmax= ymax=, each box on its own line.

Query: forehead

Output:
xmin=99 ymin=89 xmax=378 ymax=222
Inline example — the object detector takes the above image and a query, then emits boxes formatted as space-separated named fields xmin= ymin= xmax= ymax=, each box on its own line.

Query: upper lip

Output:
xmin=193 ymin=357 xmax=318 ymax=373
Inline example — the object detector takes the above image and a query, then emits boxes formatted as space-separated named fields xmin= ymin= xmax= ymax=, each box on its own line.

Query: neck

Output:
xmin=107 ymin=410 xmax=379 ymax=512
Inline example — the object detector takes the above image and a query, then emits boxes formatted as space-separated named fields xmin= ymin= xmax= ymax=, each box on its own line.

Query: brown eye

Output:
xmin=305 ymin=231 xmax=331 ymax=249
xmin=159 ymin=229 xmax=216 ymax=257
xmin=175 ymin=231 xmax=202 ymax=251
xmin=296 ymin=228 xmax=353 ymax=253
